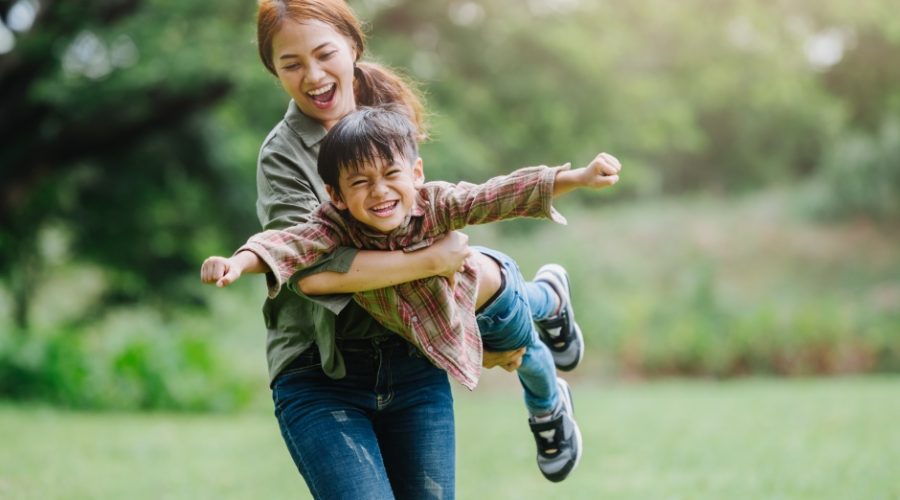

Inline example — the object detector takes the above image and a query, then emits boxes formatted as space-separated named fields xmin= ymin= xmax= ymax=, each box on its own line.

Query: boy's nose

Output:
xmin=370 ymin=181 xmax=389 ymax=198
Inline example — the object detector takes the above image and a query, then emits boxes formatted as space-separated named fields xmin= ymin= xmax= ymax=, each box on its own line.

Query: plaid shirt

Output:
xmin=238 ymin=165 xmax=567 ymax=389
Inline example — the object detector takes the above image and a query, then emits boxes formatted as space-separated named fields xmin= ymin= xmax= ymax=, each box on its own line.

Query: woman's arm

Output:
xmin=297 ymin=231 xmax=471 ymax=295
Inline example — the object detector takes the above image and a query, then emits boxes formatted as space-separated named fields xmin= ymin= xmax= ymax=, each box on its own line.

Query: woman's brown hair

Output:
xmin=257 ymin=0 xmax=427 ymax=137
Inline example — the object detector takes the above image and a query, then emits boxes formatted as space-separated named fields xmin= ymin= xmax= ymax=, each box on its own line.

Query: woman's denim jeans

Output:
xmin=272 ymin=336 xmax=455 ymax=500
xmin=474 ymin=246 xmax=560 ymax=416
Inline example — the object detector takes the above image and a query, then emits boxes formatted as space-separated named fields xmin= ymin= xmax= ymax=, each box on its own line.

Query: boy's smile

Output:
xmin=328 ymin=156 xmax=425 ymax=233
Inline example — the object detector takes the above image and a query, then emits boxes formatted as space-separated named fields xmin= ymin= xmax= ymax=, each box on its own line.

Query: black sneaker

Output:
xmin=528 ymin=378 xmax=582 ymax=482
xmin=534 ymin=264 xmax=584 ymax=371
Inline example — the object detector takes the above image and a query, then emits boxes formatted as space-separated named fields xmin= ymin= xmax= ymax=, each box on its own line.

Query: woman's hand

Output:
xmin=428 ymin=231 xmax=472 ymax=287
xmin=482 ymin=347 xmax=526 ymax=372
xmin=296 ymin=232 xmax=473 ymax=295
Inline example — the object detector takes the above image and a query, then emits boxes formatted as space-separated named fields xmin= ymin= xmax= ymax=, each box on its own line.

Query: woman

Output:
xmin=251 ymin=1 xmax=523 ymax=498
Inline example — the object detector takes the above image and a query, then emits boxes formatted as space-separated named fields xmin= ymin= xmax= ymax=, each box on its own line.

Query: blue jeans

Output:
xmin=272 ymin=336 xmax=455 ymax=500
xmin=474 ymin=247 xmax=559 ymax=415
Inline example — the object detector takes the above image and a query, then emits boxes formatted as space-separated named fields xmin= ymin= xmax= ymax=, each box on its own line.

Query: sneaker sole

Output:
xmin=536 ymin=264 xmax=584 ymax=372
xmin=560 ymin=378 xmax=583 ymax=475
xmin=545 ymin=378 xmax=582 ymax=482
xmin=563 ymin=323 xmax=584 ymax=372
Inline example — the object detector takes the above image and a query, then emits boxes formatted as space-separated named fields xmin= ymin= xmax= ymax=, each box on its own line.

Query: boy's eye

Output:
xmin=350 ymin=179 xmax=367 ymax=187
xmin=386 ymin=169 xmax=401 ymax=177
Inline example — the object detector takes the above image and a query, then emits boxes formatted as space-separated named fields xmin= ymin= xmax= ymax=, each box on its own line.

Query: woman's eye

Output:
xmin=320 ymin=51 xmax=337 ymax=60
xmin=282 ymin=63 xmax=301 ymax=71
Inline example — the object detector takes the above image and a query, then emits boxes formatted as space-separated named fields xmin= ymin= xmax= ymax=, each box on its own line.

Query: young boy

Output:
xmin=201 ymin=106 xmax=621 ymax=482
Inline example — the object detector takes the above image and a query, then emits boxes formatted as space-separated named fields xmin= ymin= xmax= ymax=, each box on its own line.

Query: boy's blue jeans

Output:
xmin=474 ymin=246 xmax=559 ymax=415
xmin=272 ymin=335 xmax=455 ymax=500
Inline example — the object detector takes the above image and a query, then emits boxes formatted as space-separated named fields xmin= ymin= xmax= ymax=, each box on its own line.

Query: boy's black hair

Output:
xmin=317 ymin=105 xmax=420 ymax=193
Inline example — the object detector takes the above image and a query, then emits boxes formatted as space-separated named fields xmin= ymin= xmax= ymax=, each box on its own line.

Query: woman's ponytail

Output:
xmin=354 ymin=61 xmax=428 ymax=140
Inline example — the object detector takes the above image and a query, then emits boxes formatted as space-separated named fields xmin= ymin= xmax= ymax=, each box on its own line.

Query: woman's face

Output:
xmin=272 ymin=19 xmax=357 ymax=130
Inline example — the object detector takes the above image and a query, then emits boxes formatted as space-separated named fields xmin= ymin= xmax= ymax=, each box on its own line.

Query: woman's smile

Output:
xmin=272 ymin=19 xmax=358 ymax=130
xmin=307 ymin=83 xmax=337 ymax=109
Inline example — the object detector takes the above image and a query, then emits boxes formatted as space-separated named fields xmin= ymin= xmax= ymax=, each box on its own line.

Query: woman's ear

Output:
xmin=326 ymin=185 xmax=347 ymax=210
xmin=412 ymin=157 xmax=425 ymax=187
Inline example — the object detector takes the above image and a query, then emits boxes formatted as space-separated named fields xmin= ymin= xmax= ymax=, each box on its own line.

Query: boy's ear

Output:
xmin=326 ymin=185 xmax=347 ymax=210
xmin=412 ymin=157 xmax=425 ymax=187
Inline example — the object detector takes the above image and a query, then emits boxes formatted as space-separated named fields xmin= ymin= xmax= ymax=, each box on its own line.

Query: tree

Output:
xmin=360 ymin=0 xmax=894 ymax=195
xmin=0 ymin=0 xmax=253 ymax=329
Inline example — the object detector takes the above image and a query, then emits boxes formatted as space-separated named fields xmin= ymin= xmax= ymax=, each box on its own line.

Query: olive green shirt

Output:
xmin=256 ymin=100 xmax=391 ymax=384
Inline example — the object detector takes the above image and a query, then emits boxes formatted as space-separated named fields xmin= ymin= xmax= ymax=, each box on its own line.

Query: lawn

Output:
xmin=2 ymin=375 xmax=898 ymax=499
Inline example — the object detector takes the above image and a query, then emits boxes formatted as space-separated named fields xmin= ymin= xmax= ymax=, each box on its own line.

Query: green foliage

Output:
xmin=364 ymin=0 xmax=900 ymax=193
xmin=808 ymin=118 xmax=900 ymax=222
xmin=0 ymin=0 xmax=259 ymax=329
xmin=613 ymin=287 xmax=899 ymax=378
xmin=0 ymin=312 xmax=253 ymax=411
xmin=604 ymin=259 xmax=900 ymax=378
xmin=465 ymin=190 xmax=900 ymax=379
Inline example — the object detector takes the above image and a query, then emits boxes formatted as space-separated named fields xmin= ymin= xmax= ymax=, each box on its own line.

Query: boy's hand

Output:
xmin=552 ymin=152 xmax=622 ymax=197
xmin=482 ymin=347 xmax=526 ymax=372
xmin=581 ymin=152 xmax=621 ymax=188
xmin=200 ymin=256 xmax=243 ymax=288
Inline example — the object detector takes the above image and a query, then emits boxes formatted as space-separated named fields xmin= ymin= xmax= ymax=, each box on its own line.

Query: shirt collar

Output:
xmin=410 ymin=188 xmax=427 ymax=218
xmin=283 ymin=100 xmax=327 ymax=148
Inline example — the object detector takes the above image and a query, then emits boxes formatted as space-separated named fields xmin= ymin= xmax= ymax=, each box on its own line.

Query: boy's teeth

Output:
xmin=372 ymin=201 xmax=396 ymax=211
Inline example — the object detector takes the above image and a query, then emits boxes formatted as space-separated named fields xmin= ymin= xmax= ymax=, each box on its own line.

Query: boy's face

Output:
xmin=327 ymin=155 xmax=425 ymax=233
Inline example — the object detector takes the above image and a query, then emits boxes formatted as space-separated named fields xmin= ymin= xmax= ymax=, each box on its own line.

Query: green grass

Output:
xmin=2 ymin=376 xmax=898 ymax=499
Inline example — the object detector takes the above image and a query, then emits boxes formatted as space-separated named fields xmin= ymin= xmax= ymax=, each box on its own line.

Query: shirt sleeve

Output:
xmin=285 ymin=246 xmax=357 ymax=315
xmin=237 ymin=210 xmax=346 ymax=299
xmin=430 ymin=165 xmax=568 ymax=231
xmin=257 ymin=148 xmax=322 ymax=230
xmin=255 ymin=137 xmax=360 ymax=312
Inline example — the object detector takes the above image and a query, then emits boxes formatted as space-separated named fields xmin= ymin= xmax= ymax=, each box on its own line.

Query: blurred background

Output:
xmin=1 ymin=0 xmax=898 ymax=498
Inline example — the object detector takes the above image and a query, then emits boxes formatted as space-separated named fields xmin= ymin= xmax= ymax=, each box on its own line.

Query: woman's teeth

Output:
xmin=308 ymin=83 xmax=336 ymax=103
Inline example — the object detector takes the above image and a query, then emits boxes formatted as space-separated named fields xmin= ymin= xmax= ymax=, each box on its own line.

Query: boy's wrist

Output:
xmin=232 ymin=250 xmax=260 ymax=273
xmin=553 ymin=168 xmax=585 ymax=196
xmin=568 ymin=167 xmax=590 ymax=182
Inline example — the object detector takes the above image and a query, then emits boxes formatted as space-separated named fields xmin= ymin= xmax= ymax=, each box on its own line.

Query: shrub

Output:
xmin=0 ymin=312 xmax=253 ymax=412
xmin=810 ymin=118 xmax=900 ymax=222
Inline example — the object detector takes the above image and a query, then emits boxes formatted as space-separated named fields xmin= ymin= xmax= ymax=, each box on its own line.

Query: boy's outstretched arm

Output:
xmin=553 ymin=152 xmax=622 ymax=197
xmin=200 ymin=250 xmax=269 ymax=288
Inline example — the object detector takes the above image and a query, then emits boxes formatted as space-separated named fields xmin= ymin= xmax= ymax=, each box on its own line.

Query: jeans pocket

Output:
xmin=272 ymin=351 xmax=321 ymax=404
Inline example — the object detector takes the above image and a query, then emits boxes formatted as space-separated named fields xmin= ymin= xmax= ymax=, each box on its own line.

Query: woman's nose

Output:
xmin=305 ymin=62 xmax=325 ymax=84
